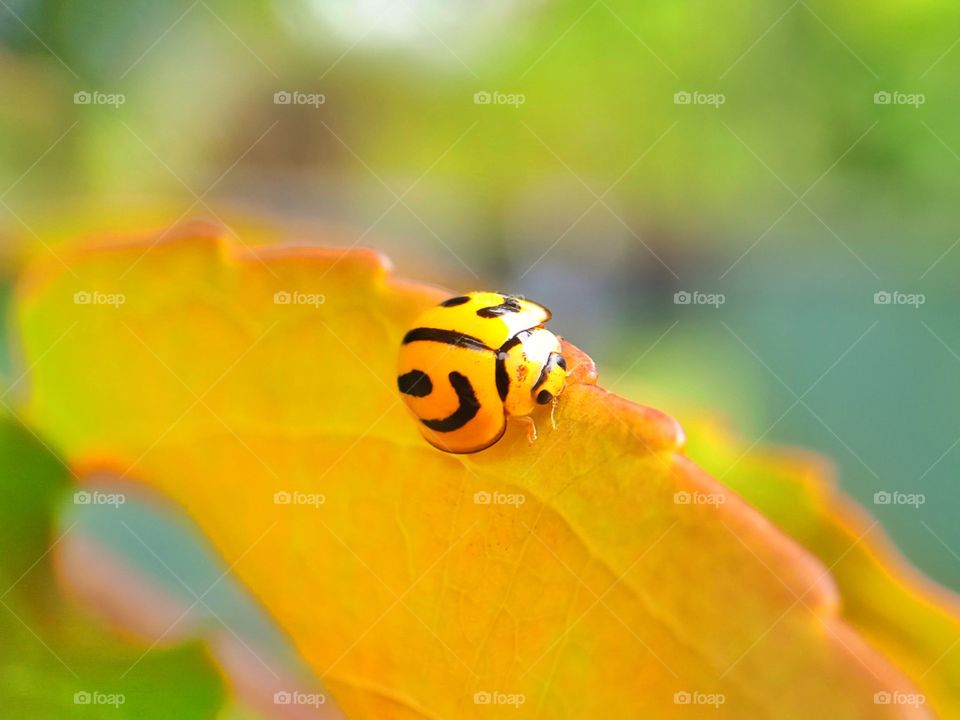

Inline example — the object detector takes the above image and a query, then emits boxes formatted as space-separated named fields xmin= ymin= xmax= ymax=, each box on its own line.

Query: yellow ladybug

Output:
xmin=397 ymin=292 xmax=567 ymax=453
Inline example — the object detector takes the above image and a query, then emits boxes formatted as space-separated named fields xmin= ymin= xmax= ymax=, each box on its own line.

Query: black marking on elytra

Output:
xmin=440 ymin=295 xmax=470 ymax=307
xmin=402 ymin=327 xmax=491 ymax=352
xmin=495 ymin=354 xmax=510 ymax=402
xmin=536 ymin=389 xmax=553 ymax=405
xmin=556 ymin=355 xmax=567 ymax=370
xmin=477 ymin=295 xmax=523 ymax=318
xmin=421 ymin=371 xmax=480 ymax=433
xmin=398 ymin=370 xmax=432 ymax=397
xmin=494 ymin=335 xmax=524 ymax=402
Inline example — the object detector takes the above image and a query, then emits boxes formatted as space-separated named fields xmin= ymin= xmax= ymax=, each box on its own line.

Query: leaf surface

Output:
xmin=683 ymin=415 xmax=960 ymax=718
xmin=14 ymin=222 xmax=938 ymax=718
xmin=0 ymin=417 xmax=226 ymax=719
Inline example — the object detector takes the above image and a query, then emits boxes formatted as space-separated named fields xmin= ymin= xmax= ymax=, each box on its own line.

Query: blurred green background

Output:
xmin=0 ymin=0 xmax=958 ymax=714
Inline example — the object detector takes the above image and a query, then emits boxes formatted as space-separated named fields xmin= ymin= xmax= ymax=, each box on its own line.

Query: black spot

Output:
xmin=536 ymin=389 xmax=553 ymax=405
xmin=477 ymin=295 xmax=523 ymax=318
xmin=556 ymin=356 xmax=567 ymax=370
xmin=402 ymin=327 xmax=491 ymax=352
xmin=440 ymin=295 xmax=470 ymax=307
xmin=398 ymin=370 xmax=432 ymax=397
xmin=421 ymin=372 xmax=481 ymax=432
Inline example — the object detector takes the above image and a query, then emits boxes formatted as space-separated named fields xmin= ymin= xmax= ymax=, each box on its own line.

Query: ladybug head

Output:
xmin=532 ymin=352 xmax=567 ymax=406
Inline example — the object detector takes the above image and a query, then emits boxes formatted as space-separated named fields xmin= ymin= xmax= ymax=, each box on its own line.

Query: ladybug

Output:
xmin=397 ymin=292 xmax=568 ymax=454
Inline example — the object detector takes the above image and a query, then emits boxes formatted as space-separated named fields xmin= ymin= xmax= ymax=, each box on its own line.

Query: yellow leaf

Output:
xmin=15 ymin=222 xmax=942 ymax=718
xmin=683 ymin=416 xmax=960 ymax=718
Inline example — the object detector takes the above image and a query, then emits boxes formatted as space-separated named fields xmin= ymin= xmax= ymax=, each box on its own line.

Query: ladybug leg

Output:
xmin=550 ymin=396 xmax=559 ymax=430
xmin=517 ymin=415 xmax=538 ymax=444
